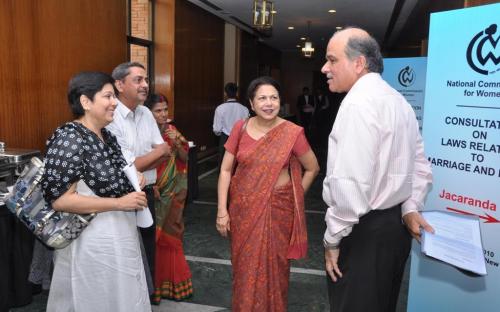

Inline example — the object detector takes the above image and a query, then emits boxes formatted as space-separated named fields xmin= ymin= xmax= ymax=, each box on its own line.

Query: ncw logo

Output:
xmin=466 ymin=24 xmax=500 ymax=75
xmin=398 ymin=66 xmax=415 ymax=87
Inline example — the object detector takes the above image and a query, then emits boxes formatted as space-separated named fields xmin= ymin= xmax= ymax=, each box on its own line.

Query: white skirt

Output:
xmin=47 ymin=183 xmax=150 ymax=312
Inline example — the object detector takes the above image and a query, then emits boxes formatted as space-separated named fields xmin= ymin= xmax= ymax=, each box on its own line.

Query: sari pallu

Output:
xmin=154 ymin=124 xmax=193 ymax=302
xmin=229 ymin=121 xmax=308 ymax=312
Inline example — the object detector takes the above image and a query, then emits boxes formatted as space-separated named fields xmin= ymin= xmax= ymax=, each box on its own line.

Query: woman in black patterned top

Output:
xmin=41 ymin=72 xmax=151 ymax=311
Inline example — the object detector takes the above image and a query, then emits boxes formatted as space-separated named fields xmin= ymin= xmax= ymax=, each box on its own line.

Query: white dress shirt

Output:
xmin=106 ymin=100 xmax=164 ymax=185
xmin=322 ymin=73 xmax=432 ymax=247
xmin=213 ymin=99 xmax=249 ymax=136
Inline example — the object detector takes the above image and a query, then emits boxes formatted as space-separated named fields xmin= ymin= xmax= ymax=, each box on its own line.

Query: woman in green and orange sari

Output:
xmin=144 ymin=94 xmax=193 ymax=304
xmin=216 ymin=77 xmax=320 ymax=311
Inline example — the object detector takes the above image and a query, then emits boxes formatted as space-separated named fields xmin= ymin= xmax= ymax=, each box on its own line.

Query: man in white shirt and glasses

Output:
xmin=107 ymin=62 xmax=171 ymax=298
xmin=321 ymin=27 xmax=434 ymax=312
xmin=213 ymin=82 xmax=249 ymax=168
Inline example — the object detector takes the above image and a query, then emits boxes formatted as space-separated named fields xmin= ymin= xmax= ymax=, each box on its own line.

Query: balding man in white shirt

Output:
xmin=321 ymin=27 xmax=434 ymax=312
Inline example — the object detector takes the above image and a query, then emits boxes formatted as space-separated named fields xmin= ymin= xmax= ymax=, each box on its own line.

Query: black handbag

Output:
xmin=5 ymin=157 xmax=95 ymax=249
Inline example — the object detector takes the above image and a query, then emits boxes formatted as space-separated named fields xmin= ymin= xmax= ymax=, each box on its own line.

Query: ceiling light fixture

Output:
xmin=300 ymin=37 xmax=306 ymax=41
xmin=253 ymin=0 xmax=274 ymax=30
xmin=288 ymin=26 xmax=294 ymax=30
xmin=328 ymin=9 xmax=336 ymax=13
xmin=336 ymin=26 xmax=342 ymax=30
xmin=301 ymin=21 xmax=315 ymax=58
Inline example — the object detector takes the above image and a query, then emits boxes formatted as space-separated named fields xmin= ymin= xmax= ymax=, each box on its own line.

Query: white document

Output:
xmin=123 ymin=163 xmax=153 ymax=228
xmin=421 ymin=210 xmax=487 ymax=276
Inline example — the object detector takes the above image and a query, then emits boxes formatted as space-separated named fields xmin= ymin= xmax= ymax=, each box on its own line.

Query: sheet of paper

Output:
xmin=421 ymin=211 xmax=487 ymax=276
xmin=123 ymin=163 xmax=153 ymax=228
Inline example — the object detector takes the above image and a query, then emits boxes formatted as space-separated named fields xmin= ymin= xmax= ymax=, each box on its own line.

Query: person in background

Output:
xmin=296 ymin=86 xmax=315 ymax=138
xmin=144 ymin=93 xmax=193 ymax=304
xmin=314 ymin=88 xmax=332 ymax=147
xmin=213 ymin=82 xmax=249 ymax=168
xmin=42 ymin=71 xmax=150 ymax=311
xmin=107 ymin=62 xmax=172 ymax=301
xmin=321 ymin=27 xmax=434 ymax=312
xmin=216 ymin=76 xmax=319 ymax=312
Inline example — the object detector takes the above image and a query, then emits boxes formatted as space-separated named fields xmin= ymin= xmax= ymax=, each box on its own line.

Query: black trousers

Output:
xmin=218 ymin=133 xmax=229 ymax=169
xmin=140 ymin=186 xmax=156 ymax=289
xmin=327 ymin=205 xmax=411 ymax=312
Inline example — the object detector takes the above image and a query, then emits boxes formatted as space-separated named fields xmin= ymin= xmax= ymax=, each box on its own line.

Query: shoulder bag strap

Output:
xmin=231 ymin=119 xmax=248 ymax=176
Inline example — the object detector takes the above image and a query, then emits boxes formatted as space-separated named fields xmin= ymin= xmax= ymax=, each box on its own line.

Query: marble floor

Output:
xmin=11 ymin=150 xmax=411 ymax=312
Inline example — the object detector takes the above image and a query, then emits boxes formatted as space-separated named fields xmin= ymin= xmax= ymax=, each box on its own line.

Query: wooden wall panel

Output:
xmin=174 ymin=0 xmax=224 ymax=155
xmin=464 ymin=0 xmax=499 ymax=7
xmin=154 ymin=0 xmax=175 ymax=117
xmin=0 ymin=0 xmax=126 ymax=152
xmin=239 ymin=32 xmax=281 ymax=107
xmin=239 ymin=32 xmax=259 ymax=108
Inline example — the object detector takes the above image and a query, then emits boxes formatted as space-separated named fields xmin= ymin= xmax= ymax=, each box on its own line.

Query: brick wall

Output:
xmin=131 ymin=0 xmax=150 ymax=71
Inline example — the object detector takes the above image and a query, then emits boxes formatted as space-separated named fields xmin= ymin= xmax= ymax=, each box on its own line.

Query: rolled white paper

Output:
xmin=123 ymin=163 xmax=153 ymax=228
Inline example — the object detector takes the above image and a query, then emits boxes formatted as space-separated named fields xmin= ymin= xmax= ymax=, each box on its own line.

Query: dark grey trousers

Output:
xmin=327 ymin=204 xmax=411 ymax=312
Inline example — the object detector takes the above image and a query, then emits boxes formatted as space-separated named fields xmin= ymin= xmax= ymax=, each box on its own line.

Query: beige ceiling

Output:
xmin=187 ymin=0 xmax=419 ymax=52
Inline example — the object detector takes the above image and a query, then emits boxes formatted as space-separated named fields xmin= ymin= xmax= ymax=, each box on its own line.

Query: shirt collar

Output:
xmin=116 ymin=99 xmax=136 ymax=119
xmin=350 ymin=72 xmax=381 ymax=93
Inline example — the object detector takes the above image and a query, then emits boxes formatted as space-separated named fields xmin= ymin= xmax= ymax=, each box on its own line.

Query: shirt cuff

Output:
xmin=401 ymin=198 xmax=422 ymax=217
xmin=323 ymin=239 xmax=339 ymax=250
xmin=323 ymin=226 xmax=352 ymax=249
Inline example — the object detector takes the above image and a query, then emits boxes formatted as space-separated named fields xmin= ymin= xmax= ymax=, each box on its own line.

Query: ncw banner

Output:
xmin=408 ymin=3 xmax=500 ymax=312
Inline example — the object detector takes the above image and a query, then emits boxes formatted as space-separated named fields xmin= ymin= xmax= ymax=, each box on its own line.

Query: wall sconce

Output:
xmin=253 ymin=0 xmax=274 ymax=30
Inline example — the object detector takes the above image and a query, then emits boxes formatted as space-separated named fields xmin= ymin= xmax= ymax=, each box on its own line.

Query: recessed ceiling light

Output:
xmin=300 ymin=37 xmax=306 ymax=40
xmin=271 ymin=10 xmax=277 ymax=14
xmin=288 ymin=26 xmax=294 ymax=30
xmin=328 ymin=9 xmax=336 ymax=13
xmin=336 ymin=26 xmax=342 ymax=30
xmin=296 ymin=45 xmax=301 ymax=48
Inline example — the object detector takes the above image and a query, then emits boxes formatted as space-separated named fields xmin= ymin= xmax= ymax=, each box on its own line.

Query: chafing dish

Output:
xmin=2 ymin=148 xmax=40 ymax=165
xmin=0 ymin=148 xmax=40 ymax=185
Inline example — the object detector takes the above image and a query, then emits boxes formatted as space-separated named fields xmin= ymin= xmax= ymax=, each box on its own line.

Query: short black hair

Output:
xmin=224 ymin=83 xmax=238 ymax=98
xmin=67 ymin=72 xmax=115 ymax=117
xmin=144 ymin=93 xmax=168 ymax=110
xmin=247 ymin=76 xmax=281 ymax=103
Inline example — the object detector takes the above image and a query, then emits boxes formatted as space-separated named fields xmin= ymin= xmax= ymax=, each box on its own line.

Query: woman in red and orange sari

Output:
xmin=216 ymin=77 xmax=320 ymax=312
xmin=144 ymin=94 xmax=193 ymax=304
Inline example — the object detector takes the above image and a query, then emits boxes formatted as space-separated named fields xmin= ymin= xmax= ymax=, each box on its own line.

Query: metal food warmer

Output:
xmin=0 ymin=144 xmax=41 ymax=310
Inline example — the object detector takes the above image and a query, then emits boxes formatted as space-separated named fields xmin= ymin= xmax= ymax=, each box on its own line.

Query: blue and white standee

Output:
xmin=382 ymin=57 xmax=427 ymax=130
xmin=408 ymin=3 xmax=500 ymax=312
